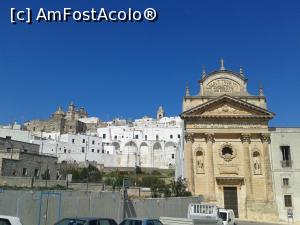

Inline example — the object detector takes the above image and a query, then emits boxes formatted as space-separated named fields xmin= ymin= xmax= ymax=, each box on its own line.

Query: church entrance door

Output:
xmin=224 ymin=187 xmax=239 ymax=218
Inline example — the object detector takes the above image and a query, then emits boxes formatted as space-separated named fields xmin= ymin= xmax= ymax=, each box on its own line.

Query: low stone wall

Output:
xmin=0 ymin=176 xmax=67 ymax=188
xmin=0 ymin=190 xmax=202 ymax=225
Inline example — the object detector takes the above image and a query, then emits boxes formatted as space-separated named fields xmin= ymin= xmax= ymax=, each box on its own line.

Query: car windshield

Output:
xmin=219 ymin=212 xmax=227 ymax=221
xmin=55 ymin=218 xmax=87 ymax=225
xmin=120 ymin=220 xmax=143 ymax=225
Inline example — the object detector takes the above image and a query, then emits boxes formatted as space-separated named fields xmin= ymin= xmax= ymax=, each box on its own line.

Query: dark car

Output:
xmin=119 ymin=218 xmax=163 ymax=225
xmin=54 ymin=217 xmax=118 ymax=225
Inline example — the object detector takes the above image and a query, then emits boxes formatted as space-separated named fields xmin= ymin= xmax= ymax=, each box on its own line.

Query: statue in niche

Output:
xmin=253 ymin=151 xmax=261 ymax=174
xmin=196 ymin=151 xmax=204 ymax=173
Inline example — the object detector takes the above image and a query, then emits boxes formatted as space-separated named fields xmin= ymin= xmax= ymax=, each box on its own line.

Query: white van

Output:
xmin=187 ymin=203 xmax=223 ymax=225
xmin=0 ymin=215 xmax=23 ymax=225
xmin=219 ymin=209 xmax=236 ymax=225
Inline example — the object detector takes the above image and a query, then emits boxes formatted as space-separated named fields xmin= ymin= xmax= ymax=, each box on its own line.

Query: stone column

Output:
xmin=205 ymin=133 xmax=216 ymax=201
xmin=241 ymin=133 xmax=253 ymax=200
xmin=184 ymin=132 xmax=195 ymax=193
xmin=261 ymin=133 xmax=274 ymax=202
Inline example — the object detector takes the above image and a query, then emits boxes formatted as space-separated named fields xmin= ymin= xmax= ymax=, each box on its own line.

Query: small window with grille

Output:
xmin=284 ymin=195 xmax=292 ymax=207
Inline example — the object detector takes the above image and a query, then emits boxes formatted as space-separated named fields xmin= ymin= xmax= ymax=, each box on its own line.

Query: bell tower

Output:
xmin=157 ymin=106 xmax=165 ymax=119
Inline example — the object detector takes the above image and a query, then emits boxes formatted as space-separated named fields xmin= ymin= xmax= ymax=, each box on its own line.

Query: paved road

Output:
xmin=236 ymin=220 xmax=285 ymax=225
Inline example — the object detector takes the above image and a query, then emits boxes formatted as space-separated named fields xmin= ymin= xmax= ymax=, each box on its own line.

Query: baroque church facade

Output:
xmin=181 ymin=60 xmax=278 ymax=220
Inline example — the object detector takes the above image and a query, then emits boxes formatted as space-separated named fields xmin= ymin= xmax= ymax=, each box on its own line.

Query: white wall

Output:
xmin=270 ymin=128 xmax=300 ymax=222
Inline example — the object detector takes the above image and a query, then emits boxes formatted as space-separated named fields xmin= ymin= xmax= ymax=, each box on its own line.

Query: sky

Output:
xmin=0 ymin=0 xmax=300 ymax=126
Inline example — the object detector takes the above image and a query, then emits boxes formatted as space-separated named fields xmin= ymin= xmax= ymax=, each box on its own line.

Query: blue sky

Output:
xmin=0 ymin=0 xmax=300 ymax=126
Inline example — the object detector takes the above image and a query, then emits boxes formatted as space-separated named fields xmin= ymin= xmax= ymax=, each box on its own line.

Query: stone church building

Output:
xmin=181 ymin=60 xmax=278 ymax=220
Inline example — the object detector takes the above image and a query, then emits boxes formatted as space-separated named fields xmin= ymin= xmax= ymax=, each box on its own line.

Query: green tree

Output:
xmin=171 ymin=177 xmax=192 ymax=197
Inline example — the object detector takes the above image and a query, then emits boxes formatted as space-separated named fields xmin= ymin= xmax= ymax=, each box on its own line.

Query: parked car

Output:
xmin=219 ymin=209 xmax=236 ymax=225
xmin=119 ymin=218 xmax=163 ymax=225
xmin=54 ymin=217 xmax=118 ymax=225
xmin=0 ymin=215 xmax=23 ymax=225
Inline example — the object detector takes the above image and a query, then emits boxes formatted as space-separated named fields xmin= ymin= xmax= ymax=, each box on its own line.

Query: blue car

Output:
xmin=119 ymin=218 xmax=163 ymax=225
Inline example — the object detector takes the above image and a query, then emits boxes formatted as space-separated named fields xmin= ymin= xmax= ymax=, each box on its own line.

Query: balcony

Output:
xmin=281 ymin=160 xmax=292 ymax=168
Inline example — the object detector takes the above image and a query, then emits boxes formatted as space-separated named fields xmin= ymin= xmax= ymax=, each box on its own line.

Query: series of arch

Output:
xmin=112 ymin=141 xmax=178 ymax=168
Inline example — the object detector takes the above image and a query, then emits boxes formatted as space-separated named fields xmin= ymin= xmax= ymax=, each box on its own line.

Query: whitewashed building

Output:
xmin=97 ymin=110 xmax=184 ymax=170
xmin=33 ymin=133 xmax=116 ymax=167
xmin=269 ymin=127 xmax=300 ymax=222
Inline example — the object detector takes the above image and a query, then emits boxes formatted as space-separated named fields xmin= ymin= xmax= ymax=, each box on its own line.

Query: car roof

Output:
xmin=0 ymin=216 xmax=21 ymax=222
xmin=124 ymin=218 xmax=159 ymax=221
xmin=61 ymin=217 xmax=114 ymax=221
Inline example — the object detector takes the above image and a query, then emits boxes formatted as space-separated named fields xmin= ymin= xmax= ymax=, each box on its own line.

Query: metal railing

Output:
xmin=281 ymin=160 xmax=292 ymax=168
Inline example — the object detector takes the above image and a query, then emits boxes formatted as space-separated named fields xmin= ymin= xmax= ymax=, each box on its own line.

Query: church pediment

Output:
xmin=181 ymin=95 xmax=274 ymax=119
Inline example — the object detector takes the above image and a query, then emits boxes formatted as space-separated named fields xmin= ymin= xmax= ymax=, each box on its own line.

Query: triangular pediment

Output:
xmin=181 ymin=95 xmax=274 ymax=119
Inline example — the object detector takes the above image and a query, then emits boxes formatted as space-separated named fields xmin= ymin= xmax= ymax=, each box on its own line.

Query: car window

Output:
xmin=152 ymin=220 xmax=163 ymax=225
xmin=133 ymin=221 xmax=142 ymax=225
xmin=0 ymin=219 xmax=11 ymax=225
xmin=89 ymin=220 xmax=98 ymax=225
xmin=55 ymin=219 xmax=87 ymax=225
xmin=109 ymin=219 xmax=117 ymax=225
xmin=99 ymin=219 xmax=110 ymax=225
xmin=120 ymin=220 xmax=142 ymax=225
xmin=219 ymin=212 xmax=227 ymax=221
xmin=146 ymin=221 xmax=154 ymax=225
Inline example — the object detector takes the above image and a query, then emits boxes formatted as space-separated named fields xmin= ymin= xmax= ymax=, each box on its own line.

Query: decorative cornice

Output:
xmin=180 ymin=94 xmax=275 ymax=119
xmin=184 ymin=132 xmax=194 ymax=143
xmin=205 ymin=133 xmax=215 ymax=143
xmin=241 ymin=133 xmax=251 ymax=144
xmin=260 ymin=133 xmax=271 ymax=144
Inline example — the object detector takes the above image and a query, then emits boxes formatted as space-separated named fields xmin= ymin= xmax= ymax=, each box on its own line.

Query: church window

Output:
xmin=172 ymin=154 xmax=175 ymax=159
xmin=222 ymin=147 xmax=233 ymax=156
xmin=64 ymin=149 xmax=66 ymax=153
xmin=284 ymin=195 xmax=292 ymax=207
xmin=82 ymin=139 xmax=85 ymax=143
xmin=92 ymin=149 xmax=94 ymax=152
xmin=92 ymin=140 xmax=95 ymax=145
xmin=145 ymin=135 xmax=147 ymax=141
xmin=156 ymin=135 xmax=159 ymax=141
xmin=97 ymin=149 xmax=100 ymax=153
xmin=72 ymin=139 xmax=75 ymax=144
xmin=82 ymin=147 xmax=85 ymax=152
xmin=219 ymin=144 xmax=236 ymax=162
xmin=135 ymin=135 xmax=138 ymax=139
xmin=115 ymin=136 xmax=118 ymax=140
xmin=102 ymin=149 xmax=105 ymax=153
xmin=103 ymin=134 xmax=106 ymax=139
xmin=170 ymin=135 xmax=173 ymax=139
xmin=178 ymin=134 xmax=181 ymax=139
xmin=69 ymin=126 xmax=72 ymax=129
